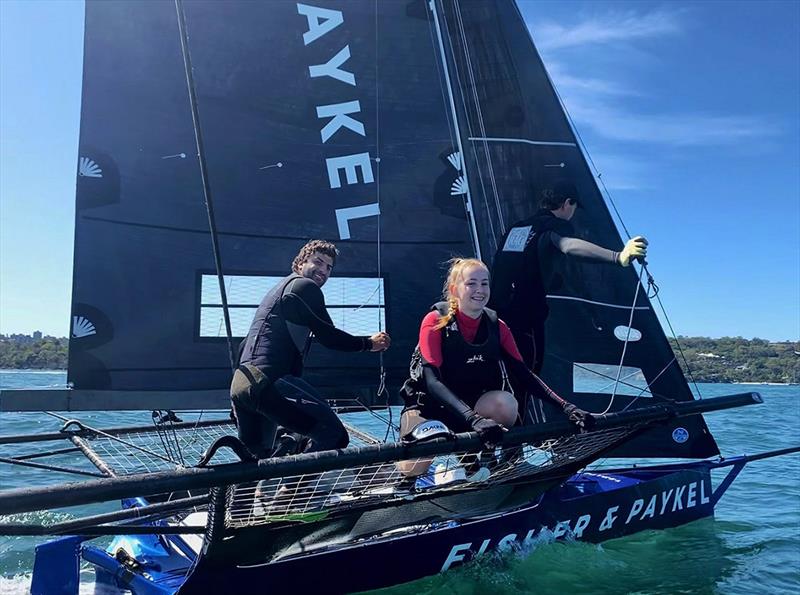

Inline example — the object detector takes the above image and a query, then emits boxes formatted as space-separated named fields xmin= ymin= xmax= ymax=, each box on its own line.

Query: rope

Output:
xmin=373 ymin=0 xmax=394 ymax=442
xmin=543 ymin=52 xmax=703 ymax=401
xmin=598 ymin=265 xmax=645 ymax=415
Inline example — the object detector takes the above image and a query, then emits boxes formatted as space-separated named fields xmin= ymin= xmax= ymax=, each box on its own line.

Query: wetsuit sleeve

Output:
xmin=421 ymin=365 xmax=474 ymax=423
xmin=282 ymin=278 xmax=371 ymax=352
xmin=418 ymin=311 xmax=444 ymax=367
xmin=498 ymin=320 xmax=523 ymax=361
xmin=501 ymin=351 xmax=569 ymax=409
xmin=548 ymin=232 xmax=619 ymax=264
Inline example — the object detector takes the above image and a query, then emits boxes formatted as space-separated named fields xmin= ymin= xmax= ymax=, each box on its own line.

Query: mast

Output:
xmin=429 ymin=0 xmax=482 ymax=260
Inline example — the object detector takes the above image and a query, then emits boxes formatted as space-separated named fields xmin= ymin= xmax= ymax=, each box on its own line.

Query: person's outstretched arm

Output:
xmin=499 ymin=320 xmax=593 ymax=429
xmin=282 ymin=277 xmax=372 ymax=351
xmin=550 ymin=233 xmax=648 ymax=266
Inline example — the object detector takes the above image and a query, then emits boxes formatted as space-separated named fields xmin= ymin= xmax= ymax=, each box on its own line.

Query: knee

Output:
xmin=475 ymin=390 xmax=518 ymax=426
xmin=333 ymin=427 xmax=349 ymax=450
xmin=320 ymin=424 xmax=349 ymax=450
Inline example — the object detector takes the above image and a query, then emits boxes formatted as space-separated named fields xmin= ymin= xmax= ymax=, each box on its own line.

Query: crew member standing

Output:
xmin=490 ymin=181 xmax=648 ymax=375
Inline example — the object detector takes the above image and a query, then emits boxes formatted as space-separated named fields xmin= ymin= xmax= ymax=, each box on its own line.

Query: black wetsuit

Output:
xmin=490 ymin=209 xmax=617 ymax=374
xmin=400 ymin=303 xmax=568 ymax=436
xmin=231 ymin=274 xmax=373 ymax=458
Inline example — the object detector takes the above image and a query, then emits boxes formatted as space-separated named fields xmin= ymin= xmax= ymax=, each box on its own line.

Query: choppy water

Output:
xmin=0 ymin=371 xmax=798 ymax=594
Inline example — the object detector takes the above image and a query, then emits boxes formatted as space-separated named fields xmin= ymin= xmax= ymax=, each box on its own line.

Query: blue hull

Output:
xmin=32 ymin=459 xmax=742 ymax=594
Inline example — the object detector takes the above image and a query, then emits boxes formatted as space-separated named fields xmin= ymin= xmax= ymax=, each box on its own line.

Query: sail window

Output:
xmin=199 ymin=274 xmax=385 ymax=338
xmin=573 ymin=363 xmax=653 ymax=397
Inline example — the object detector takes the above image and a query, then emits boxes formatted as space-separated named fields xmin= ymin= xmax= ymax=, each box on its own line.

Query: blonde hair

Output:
xmin=433 ymin=258 xmax=489 ymax=330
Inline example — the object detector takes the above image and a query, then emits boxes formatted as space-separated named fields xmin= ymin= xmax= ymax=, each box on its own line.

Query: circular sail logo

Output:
xmin=672 ymin=427 xmax=690 ymax=443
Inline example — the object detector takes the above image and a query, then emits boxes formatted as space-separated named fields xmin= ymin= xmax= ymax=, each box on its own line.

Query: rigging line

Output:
xmin=374 ymin=0 xmax=392 ymax=441
xmin=622 ymin=356 xmax=678 ymax=412
xmin=0 ymin=456 xmax=106 ymax=478
xmin=174 ymin=0 xmax=236 ymax=370
xmin=152 ymin=412 xmax=176 ymax=463
xmin=598 ymin=265 xmax=645 ymax=415
xmin=542 ymin=53 xmax=701 ymax=399
xmin=544 ymin=68 xmax=633 ymax=241
xmin=441 ymin=1 xmax=500 ymax=251
xmin=593 ymin=367 xmax=650 ymax=395
xmin=429 ymin=0 xmax=482 ymax=260
xmin=453 ymin=0 xmax=506 ymax=238
xmin=548 ymin=353 xmax=674 ymax=403
xmin=43 ymin=411 xmax=179 ymax=467
xmin=653 ymin=289 xmax=704 ymax=399
xmin=427 ymin=8 xmax=458 ymax=152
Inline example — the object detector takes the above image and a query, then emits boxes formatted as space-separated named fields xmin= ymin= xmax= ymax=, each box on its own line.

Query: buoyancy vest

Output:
xmin=489 ymin=209 xmax=574 ymax=329
xmin=401 ymin=302 xmax=504 ymax=409
xmin=240 ymin=274 xmax=309 ymax=379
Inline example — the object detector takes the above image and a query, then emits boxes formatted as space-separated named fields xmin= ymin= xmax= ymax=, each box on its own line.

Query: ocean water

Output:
xmin=0 ymin=371 xmax=798 ymax=594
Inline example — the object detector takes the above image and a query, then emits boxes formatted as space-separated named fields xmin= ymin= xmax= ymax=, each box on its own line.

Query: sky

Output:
xmin=0 ymin=0 xmax=798 ymax=341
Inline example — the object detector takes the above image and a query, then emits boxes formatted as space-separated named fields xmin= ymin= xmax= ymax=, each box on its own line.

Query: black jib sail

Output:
xmin=65 ymin=0 xmax=713 ymax=458
xmin=432 ymin=0 xmax=717 ymax=457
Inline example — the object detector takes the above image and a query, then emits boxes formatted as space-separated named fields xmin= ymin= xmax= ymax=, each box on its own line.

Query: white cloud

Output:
xmin=533 ymin=9 xmax=682 ymax=51
xmin=545 ymin=60 xmax=640 ymax=97
xmin=564 ymin=98 xmax=779 ymax=146
xmin=527 ymin=10 xmax=780 ymax=148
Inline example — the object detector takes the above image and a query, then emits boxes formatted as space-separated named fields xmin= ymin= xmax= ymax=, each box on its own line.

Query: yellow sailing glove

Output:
xmin=618 ymin=236 xmax=648 ymax=266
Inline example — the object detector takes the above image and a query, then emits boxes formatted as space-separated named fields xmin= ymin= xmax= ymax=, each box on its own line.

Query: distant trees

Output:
xmin=0 ymin=336 xmax=68 ymax=369
xmin=669 ymin=337 xmax=799 ymax=384
xmin=0 ymin=334 xmax=797 ymax=384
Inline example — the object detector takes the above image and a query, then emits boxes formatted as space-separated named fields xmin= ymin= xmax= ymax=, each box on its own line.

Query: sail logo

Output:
xmin=672 ymin=427 xmax=690 ymax=443
xmin=72 ymin=316 xmax=97 ymax=338
xmin=78 ymin=157 xmax=102 ymax=178
xmin=446 ymin=151 xmax=468 ymax=196
xmin=297 ymin=3 xmax=378 ymax=240
xmin=466 ymin=354 xmax=485 ymax=364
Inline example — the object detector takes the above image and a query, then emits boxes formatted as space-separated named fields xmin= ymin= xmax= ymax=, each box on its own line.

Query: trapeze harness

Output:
xmin=400 ymin=302 xmax=508 ymax=433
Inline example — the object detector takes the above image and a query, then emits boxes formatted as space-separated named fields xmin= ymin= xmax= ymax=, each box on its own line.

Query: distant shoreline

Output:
xmin=2 ymin=335 xmax=798 ymax=384
xmin=0 ymin=369 xmax=796 ymax=387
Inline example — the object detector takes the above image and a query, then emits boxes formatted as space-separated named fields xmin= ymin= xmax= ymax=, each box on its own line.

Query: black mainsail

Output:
xmin=65 ymin=0 xmax=714 ymax=456
xmin=5 ymin=3 xmax=793 ymax=592
xmin=70 ymin=0 xmax=475 ymax=398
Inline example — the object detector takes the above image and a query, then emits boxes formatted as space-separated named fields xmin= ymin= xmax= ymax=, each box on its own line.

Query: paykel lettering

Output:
xmin=440 ymin=477 xmax=712 ymax=572
xmin=298 ymin=3 xmax=378 ymax=240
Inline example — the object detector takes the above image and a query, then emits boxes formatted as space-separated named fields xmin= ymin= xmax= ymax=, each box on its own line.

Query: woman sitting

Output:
xmin=398 ymin=258 xmax=591 ymax=478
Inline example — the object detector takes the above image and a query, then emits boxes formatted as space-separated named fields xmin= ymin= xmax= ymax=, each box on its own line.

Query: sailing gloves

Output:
xmin=563 ymin=404 xmax=595 ymax=431
xmin=467 ymin=412 xmax=506 ymax=447
xmin=618 ymin=236 xmax=648 ymax=266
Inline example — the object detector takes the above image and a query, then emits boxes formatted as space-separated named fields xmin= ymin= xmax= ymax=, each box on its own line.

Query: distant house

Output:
xmin=697 ymin=352 xmax=723 ymax=359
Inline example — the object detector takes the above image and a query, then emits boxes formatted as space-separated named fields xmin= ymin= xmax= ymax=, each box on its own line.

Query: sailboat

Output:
xmin=0 ymin=1 xmax=796 ymax=593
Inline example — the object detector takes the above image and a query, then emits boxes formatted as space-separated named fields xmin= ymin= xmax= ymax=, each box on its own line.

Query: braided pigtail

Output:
xmin=434 ymin=295 xmax=459 ymax=330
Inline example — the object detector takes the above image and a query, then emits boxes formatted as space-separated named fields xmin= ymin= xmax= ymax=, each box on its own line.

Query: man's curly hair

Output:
xmin=292 ymin=240 xmax=339 ymax=273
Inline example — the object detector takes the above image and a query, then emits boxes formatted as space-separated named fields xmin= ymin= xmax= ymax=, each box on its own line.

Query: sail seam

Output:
xmin=546 ymin=295 xmax=650 ymax=310
xmin=468 ymin=136 xmax=577 ymax=147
